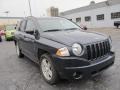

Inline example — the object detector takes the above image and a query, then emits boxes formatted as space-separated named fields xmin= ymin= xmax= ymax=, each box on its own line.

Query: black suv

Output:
xmin=14 ymin=16 xmax=115 ymax=84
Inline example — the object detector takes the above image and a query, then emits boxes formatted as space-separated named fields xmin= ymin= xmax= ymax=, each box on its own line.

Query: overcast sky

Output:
xmin=0 ymin=0 xmax=106 ymax=17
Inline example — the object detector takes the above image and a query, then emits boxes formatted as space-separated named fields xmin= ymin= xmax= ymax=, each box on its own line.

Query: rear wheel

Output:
xmin=40 ymin=54 xmax=59 ymax=84
xmin=16 ymin=43 xmax=24 ymax=58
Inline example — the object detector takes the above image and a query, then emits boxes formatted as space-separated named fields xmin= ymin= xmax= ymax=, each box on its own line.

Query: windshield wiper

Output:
xmin=44 ymin=29 xmax=62 ymax=32
xmin=64 ymin=28 xmax=80 ymax=30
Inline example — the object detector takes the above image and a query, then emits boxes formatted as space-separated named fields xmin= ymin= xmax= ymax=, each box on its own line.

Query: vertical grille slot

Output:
xmin=103 ymin=42 xmax=106 ymax=55
xmin=96 ymin=44 xmax=100 ymax=57
xmin=86 ymin=46 xmax=91 ymax=60
xmin=91 ymin=44 xmax=96 ymax=59
xmin=100 ymin=43 xmax=103 ymax=56
xmin=107 ymin=41 xmax=110 ymax=52
xmin=86 ymin=40 xmax=111 ymax=61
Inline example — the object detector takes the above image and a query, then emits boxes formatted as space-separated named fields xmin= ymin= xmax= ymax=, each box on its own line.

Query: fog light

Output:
xmin=73 ymin=72 xmax=83 ymax=79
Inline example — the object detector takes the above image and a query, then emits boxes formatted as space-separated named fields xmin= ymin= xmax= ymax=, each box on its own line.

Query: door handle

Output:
xmin=24 ymin=37 xmax=35 ymax=42
xmin=18 ymin=34 xmax=24 ymax=39
xmin=24 ymin=38 xmax=31 ymax=41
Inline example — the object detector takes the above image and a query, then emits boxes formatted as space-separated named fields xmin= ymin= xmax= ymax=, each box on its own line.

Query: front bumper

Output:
xmin=53 ymin=52 xmax=115 ymax=79
xmin=5 ymin=35 xmax=14 ymax=40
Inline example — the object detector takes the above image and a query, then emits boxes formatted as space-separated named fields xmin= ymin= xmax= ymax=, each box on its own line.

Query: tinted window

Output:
xmin=38 ymin=18 xmax=80 ymax=32
xmin=25 ymin=20 xmax=35 ymax=35
xmin=20 ymin=20 xmax=26 ymax=31
xmin=26 ymin=20 xmax=35 ymax=31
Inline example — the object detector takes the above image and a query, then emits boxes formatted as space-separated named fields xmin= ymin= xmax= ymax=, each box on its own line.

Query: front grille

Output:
xmin=86 ymin=40 xmax=110 ymax=60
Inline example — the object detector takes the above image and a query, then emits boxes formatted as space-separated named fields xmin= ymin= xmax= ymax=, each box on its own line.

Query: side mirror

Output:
xmin=34 ymin=30 xmax=40 ymax=40
xmin=83 ymin=26 xmax=87 ymax=30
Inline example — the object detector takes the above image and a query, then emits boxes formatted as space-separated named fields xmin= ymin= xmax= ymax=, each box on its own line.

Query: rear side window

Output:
xmin=20 ymin=20 xmax=26 ymax=31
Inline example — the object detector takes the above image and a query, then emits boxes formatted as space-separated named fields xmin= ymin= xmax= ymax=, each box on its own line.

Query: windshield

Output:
xmin=38 ymin=18 xmax=80 ymax=32
xmin=6 ymin=25 xmax=16 ymax=30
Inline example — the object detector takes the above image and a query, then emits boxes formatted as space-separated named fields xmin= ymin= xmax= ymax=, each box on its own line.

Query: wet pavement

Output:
xmin=0 ymin=28 xmax=120 ymax=90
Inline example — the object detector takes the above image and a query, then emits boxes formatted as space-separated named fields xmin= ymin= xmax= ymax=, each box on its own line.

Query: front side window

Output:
xmin=97 ymin=14 xmax=104 ymax=20
xmin=20 ymin=20 xmax=26 ymax=31
xmin=111 ymin=12 xmax=120 ymax=19
xmin=38 ymin=18 xmax=80 ymax=32
xmin=26 ymin=20 xmax=35 ymax=31
xmin=25 ymin=20 xmax=35 ymax=35
xmin=85 ymin=16 xmax=91 ymax=22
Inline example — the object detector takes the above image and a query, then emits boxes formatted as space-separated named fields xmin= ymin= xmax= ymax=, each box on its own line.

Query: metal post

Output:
xmin=28 ymin=0 xmax=32 ymax=16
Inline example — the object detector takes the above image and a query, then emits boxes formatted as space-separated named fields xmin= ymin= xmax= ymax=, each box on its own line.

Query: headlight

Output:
xmin=72 ymin=43 xmax=82 ymax=56
xmin=56 ymin=47 xmax=70 ymax=56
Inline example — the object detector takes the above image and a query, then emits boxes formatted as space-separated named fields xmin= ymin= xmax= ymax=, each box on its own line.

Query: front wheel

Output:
xmin=16 ymin=43 xmax=24 ymax=58
xmin=40 ymin=54 xmax=59 ymax=84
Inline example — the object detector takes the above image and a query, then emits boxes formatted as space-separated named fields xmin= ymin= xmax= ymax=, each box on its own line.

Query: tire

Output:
xmin=40 ymin=54 xmax=59 ymax=84
xmin=16 ymin=42 xmax=24 ymax=58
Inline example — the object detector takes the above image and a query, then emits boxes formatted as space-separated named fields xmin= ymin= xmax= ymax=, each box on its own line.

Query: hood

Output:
xmin=41 ymin=30 xmax=108 ymax=46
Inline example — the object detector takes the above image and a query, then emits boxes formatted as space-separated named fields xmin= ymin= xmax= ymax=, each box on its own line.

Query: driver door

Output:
xmin=23 ymin=20 xmax=36 ymax=61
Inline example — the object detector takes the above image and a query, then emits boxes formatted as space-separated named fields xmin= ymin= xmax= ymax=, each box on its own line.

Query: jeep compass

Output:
xmin=14 ymin=16 xmax=115 ymax=84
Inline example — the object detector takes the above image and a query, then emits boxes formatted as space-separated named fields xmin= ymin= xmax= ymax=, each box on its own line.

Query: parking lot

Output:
xmin=0 ymin=28 xmax=120 ymax=90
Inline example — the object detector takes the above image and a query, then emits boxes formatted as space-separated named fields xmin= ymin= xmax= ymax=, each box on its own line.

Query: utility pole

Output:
xmin=28 ymin=0 xmax=32 ymax=16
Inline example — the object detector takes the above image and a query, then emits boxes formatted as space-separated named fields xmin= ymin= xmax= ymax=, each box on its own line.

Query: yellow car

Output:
xmin=5 ymin=25 xmax=16 ymax=41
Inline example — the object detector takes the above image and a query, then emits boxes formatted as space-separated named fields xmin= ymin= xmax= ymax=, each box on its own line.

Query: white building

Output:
xmin=60 ymin=0 xmax=120 ymax=28
xmin=0 ymin=17 xmax=22 ymax=25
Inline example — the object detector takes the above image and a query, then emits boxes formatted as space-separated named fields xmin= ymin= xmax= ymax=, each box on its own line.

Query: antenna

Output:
xmin=28 ymin=0 xmax=32 ymax=16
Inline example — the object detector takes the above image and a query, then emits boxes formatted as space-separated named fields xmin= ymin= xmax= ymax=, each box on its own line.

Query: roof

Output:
xmin=60 ymin=0 xmax=120 ymax=16
xmin=25 ymin=16 xmax=64 ymax=20
xmin=20 ymin=16 xmax=66 ymax=22
xmin=0 ymin=17 xmax=23 ymax=19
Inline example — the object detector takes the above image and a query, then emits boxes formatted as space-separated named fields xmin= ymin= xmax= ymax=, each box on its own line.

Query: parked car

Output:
xmin=114 ymin=21 xmax=120 ymax=28
xmin=5 ymin=25 xmax=16 ymax=41
xmin=0 ymin=30 xmax=5 ymax=36
xmin=14 ymin=16 xmax=115 ymax=84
